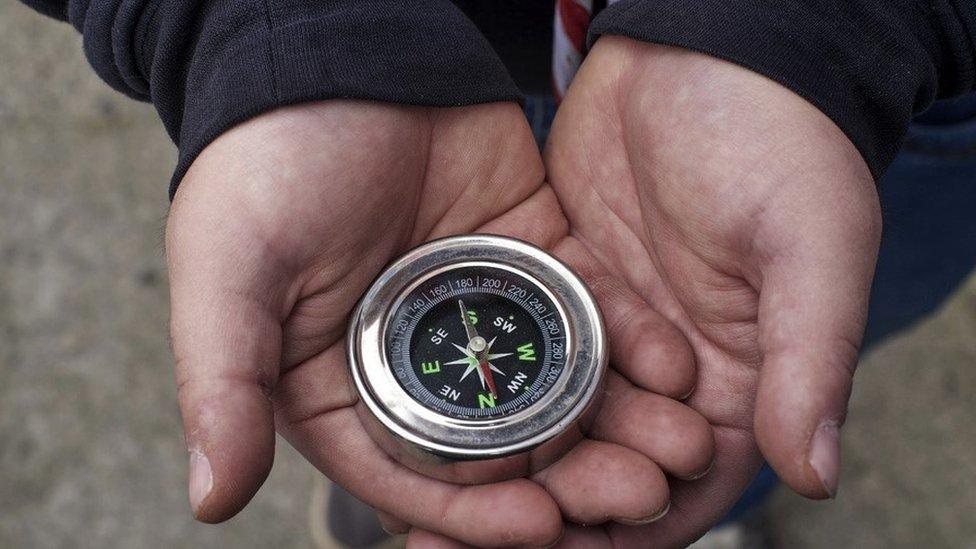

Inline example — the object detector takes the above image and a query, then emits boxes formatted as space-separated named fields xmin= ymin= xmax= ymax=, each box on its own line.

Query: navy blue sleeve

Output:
xmin=590 ymin=0 xmax=976 ymax=178
xmin=18 ymin=0 xmax=522 ymax=198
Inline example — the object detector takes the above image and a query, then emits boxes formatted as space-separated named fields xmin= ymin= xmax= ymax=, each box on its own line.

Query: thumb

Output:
xmin=167 ymin=195 xmax=287 ymax=523
xmin=753 ymin=192 xmax=881 ymax=500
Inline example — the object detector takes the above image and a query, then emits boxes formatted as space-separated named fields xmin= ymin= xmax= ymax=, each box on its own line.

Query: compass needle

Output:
xmin=479 ymin=358 xmax=498 ymax=398
xmin=458 ymin=299 xmax=479 ymax=342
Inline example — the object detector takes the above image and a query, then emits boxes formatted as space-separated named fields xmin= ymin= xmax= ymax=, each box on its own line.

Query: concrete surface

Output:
xmin=1 ymin=2 xmax=974 ymax=547
xmin=765 ymin=273 xmax=976 ymax=548
xmin=1 ymin=4 xmax=321 ymax=547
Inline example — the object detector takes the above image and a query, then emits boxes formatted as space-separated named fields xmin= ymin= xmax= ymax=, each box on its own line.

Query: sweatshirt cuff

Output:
xmin=590 ymin=0 xmax=976 ymax=179
xmin=69 ymin=0 xmax=521 ymax=199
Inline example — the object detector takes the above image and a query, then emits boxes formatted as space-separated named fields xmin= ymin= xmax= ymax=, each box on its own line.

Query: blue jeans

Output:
xmin=524 ymin=93 xmax=976 ymax=521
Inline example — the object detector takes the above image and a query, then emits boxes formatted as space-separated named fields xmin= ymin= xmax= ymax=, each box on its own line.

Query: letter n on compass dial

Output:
xmin=385 ymin=264 xmax=568 ymax=420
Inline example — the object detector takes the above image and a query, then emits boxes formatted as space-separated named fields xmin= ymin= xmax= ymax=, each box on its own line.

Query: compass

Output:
xmin=348 ymin=235 xmax=606 ymax=483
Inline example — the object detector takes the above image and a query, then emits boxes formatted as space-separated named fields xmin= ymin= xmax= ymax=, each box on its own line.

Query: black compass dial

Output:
xmin=385 ymin=264 xmax=568 ymax=420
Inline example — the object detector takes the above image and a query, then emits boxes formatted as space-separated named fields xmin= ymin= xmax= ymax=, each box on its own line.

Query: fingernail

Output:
xmin=537 ymin=529 xmax=565 ymax=549
xmin=540 ymin=533 xmax=564 ymax=549
xmin=809 ymin=420 xmax=840 ymax=498
xmin=687 ymin=458 xmax=715 ymax=481
xmin=377 ymin=518 xmax=399 ymax=536
xmin=188 ymin=449 xmax=213 ymax=514
xmin=616 ymin=500 xmax=671 ymax=526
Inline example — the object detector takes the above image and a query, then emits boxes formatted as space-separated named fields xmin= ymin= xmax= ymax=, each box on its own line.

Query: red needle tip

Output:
xmin=479 ymin=360 xmax=498 ymax=398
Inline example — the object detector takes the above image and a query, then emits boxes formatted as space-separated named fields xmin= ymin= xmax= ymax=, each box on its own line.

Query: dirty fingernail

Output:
xmin=809 ymin=421 xmax=839 ymax=498
xmin=377 ymin=513 xmax=407 ymax=536
xmin=687 ymin=458 xmax=715 ymax=481
xmin=188 ymin=449 xmax=213 ymax=514
xmin=616 ymin=501 xmax=671 ymax=526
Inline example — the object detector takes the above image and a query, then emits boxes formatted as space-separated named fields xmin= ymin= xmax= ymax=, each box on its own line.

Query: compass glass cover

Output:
xmin=385 ymin=264 xmax=568 ymax=420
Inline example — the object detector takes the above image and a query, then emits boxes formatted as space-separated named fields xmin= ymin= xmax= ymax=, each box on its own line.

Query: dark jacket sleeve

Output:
xmin=590 ymin=0 xmax=976 ymax=178
xmin=18 ymin=0 xmax=521 ymax=198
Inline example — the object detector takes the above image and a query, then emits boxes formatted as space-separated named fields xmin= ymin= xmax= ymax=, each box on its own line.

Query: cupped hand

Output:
xmin=535 ymin=38 xmax=881 ymax=547
xmin=166 ymin=99 xmax=714 ymax=546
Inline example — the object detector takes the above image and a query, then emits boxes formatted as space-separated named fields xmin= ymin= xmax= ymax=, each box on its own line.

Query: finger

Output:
xmin=377 ymin=511 xmax=410 ymax=535
xmin=274 ymin=348 xmax=563 ymax=548
xmin=553 ymin=237 xmax=697 ymax=399
xmin=591 ymin=372 xmax=714 ymax=479
xmin=167 ymin=198 xmax=287 ymax=523
xmin=533 ymin=439 xmax=670 ymax=526
xmin=407 ymin=529 xmax=476 ymax=549
xmin=754 ymin=199 xmax=880 ymax=499
xmin=606 ymin=427 xmax=762 ymax=548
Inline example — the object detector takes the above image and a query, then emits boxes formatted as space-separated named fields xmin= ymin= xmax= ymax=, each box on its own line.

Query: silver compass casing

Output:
xmin=348 ymin=235 xmax=607 ymax=484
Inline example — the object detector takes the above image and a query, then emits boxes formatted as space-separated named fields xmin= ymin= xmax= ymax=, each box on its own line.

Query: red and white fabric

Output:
xmin=552 ymin=0 xmax=621 ymax=100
